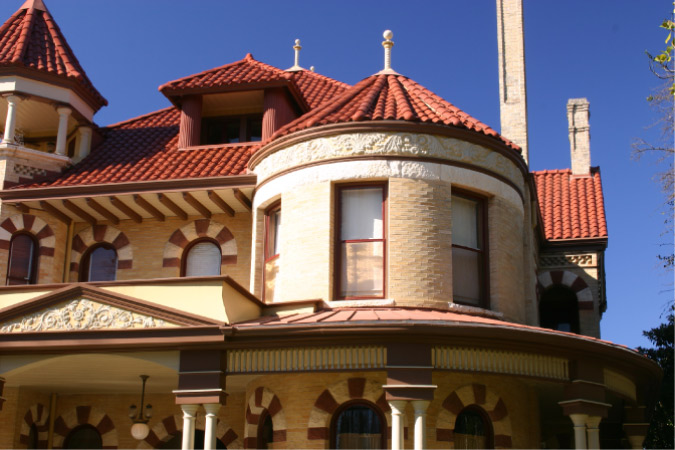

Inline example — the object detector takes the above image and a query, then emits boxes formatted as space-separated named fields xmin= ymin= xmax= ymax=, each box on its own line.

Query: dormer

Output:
xmin=0 ymin=0 xmax=107 ymax=186
xmin=159 ymin=54 xmax=309 ymax=149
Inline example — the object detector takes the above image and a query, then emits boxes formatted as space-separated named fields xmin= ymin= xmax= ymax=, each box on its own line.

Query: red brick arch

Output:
xmin=243 ymin=386 xmax=286 ymax=448
xmin=70 ymin=225 xmax=132 ymax=275
xmin=306 ymin=377 xmax=395 ymax=444
xmin=0 ymin=214 xmax=55 ymax=257
xmin=52 ymin=405 xmax=117 ymax=449
xmin=538 ymin=270 xmax=593 ymax=309
xmin=436 ymin=383 xmax=512 ymax=448
xmin=163 ymin=219 xmax=237 ymax=270
xmin=137 ymin=414 xmax=241 ymax=449
xmin=19 ymin=403 xmax=49 ymax=448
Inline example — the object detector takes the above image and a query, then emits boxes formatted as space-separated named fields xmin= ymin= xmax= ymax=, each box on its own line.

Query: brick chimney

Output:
xmin=567 ymin=98 xmax=591 ymax=175
xmin=496 ymin=0 xmax=529 ymax=164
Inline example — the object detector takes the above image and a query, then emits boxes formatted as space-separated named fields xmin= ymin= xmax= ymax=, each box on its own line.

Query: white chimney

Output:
xmin=567 ymin=98 xmax=591 ymax=175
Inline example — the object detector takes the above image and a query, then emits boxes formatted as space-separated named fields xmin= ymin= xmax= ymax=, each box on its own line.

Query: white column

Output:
xmin=55 ymin=106 xmax=72 ymax=156
xmin=569 ymin=413 xmax=588 ymax=449
xmin=388 ymin=400 xmax=406 ymax=450
xmin=203 ymin=403 xmax=220 ymax=450
xmin=77 ymin=126 xmax=92 ymax=160
xmin=411 ymin=400 xmax=429 ymax=450
xmin=181 ymin=404 xmax=199 ymax=450
xmin=3 ymin=95 xmax=21 ymax=144
xmin=585 ymin=416 xmax=601 ymax=450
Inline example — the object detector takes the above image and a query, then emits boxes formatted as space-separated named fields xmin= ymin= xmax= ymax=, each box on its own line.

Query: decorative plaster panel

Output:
xmin=254 ymin=131 xmax=524 ymax=190
xmin=0 ymin=299 xmax=178 ymax=333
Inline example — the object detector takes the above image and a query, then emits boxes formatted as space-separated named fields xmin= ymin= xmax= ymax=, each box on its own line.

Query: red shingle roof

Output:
xmin=159 ymin=53 xmax=348 ymax=109
xmin=16 ymin=107 xmax=253 ymax=188
xmin=533 ymin=168 xmax=608 ymax=241
xmin=271 ymin=73 xmax=519 ymax=151
xmin=0 ymin=0 xmax=106 ymax=109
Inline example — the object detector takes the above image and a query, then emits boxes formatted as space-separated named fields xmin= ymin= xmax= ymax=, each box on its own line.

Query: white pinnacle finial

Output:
xmin=382 ymin=30 xmax=394 ymax=71
xmin=286 ymin=39 xmax=305 ymax=71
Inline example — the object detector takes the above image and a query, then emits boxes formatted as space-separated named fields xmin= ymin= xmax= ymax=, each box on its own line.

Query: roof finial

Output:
xmin=377 ymin=30 xmax=398 ymax=75
xmin=286 ymin=39 xmax=304 ymax=71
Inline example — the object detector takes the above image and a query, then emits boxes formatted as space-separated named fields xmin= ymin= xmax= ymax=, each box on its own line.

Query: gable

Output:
xmin=0 ymin=284 xmax=220 ymax=333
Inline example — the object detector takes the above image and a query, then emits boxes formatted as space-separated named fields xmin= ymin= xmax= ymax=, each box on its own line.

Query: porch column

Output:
xmin=411 ymin=400 xmax=429 ymax=450
xmin=2 ymin=95 xmax=21 ymax=144
xmin=55 ymin=106 xmax=72 ymax=156
xmin=388 ymin=400 xmax=406 ymax=450
xmin=569 ymin=413 xmax=588 ymax=449
xmin=585 ymin=416 xmax=601 ymax=449
xmin=203 ymin=403 xmax=221 ymax=450
xmin=623 ymin=404 xmax=648 ymax=449
xmin=181 ymin=404 xmax=199 ymax=450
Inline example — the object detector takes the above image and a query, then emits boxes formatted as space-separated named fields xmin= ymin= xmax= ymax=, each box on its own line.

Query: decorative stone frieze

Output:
xmin=540 ymin=253 xmax=596 ymax=269
xmin=254 ymin=131 xmax=524 ymax=192
xmin=0 ymin=299 xmax=177 ymax=333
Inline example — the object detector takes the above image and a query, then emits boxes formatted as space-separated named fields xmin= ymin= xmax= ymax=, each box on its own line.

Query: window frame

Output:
xmin=6 ymin=231 xmax=39 ymax=285
xmin=257 ymin=409 xmax=275 ymax=449
xmin=180 ymin=237 xmax=223 ymax=277
xmin=453 ymin=405 xmax=494 ymax=449
xmin=262 ymin=202 xmax=281 ymax=302
xmin=539 ymin=285 xmax=580 ymax=334
xmin=329 ymin=399 xmax=387 ymax=450
xmin=200 ymin=113 xmax=263 ymax=145
xmin=334 ymin=182 xmax=387 ymax=301
xmin=451 ymin=189 xmax=489 ymax=309
xmin=63 ymin=424 xmax=102 ymax=449
xmin=79 ymin=243 xmax=118 ymax=282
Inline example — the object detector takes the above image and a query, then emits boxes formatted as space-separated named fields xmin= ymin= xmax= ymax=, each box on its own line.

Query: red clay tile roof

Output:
xmin=159 ymin=53 xmax=348 ymax=110
xmin=270 ymin=73 xmax=520 ymax=151
xmin=533 ymin=168 xmax=608 ymax=241
xmin=16 ymin=107 xmax=254 ymax=188
xmin=0 ymin=0 xmax=107 ymax=109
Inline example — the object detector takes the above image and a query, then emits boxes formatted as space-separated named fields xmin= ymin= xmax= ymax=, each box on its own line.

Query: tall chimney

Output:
xmin=567 ymin=98 xmax=591 ymax=175
xmin=496 ymin=0 xmax=529 ymax=164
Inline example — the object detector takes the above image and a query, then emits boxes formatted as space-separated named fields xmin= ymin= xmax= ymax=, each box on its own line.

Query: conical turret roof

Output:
xmin=271 ymin=73 xmax=519 ymax=152
xmin=0 ymin=0 xmax=107 ymax=110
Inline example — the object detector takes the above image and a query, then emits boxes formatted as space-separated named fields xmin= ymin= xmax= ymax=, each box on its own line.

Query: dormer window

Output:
xmin=201 ymin=115 xmax=262 ymax=145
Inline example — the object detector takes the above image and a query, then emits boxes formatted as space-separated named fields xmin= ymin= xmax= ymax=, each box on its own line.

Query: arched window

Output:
xmin=80 ymin=244 xmax=117 ymax=282
xmin=160 ymin=430 xmax=226 ymax=449
xmin=63 ymin=424 xmax=102 ymax=449
xmin=539 ymin=285 xmax=580 ymax=333
xmin=257 ymin=410 xmax=274 ymax=449
xmin=6 ymin=233 xmax=38 ymax=285
xmin=331 ymin=401 xmax=386 ymax=449
xmin=182 ymin=239 xmax=222 ymax=277
xmin=454 ymin=406 xmax=493 ymax=449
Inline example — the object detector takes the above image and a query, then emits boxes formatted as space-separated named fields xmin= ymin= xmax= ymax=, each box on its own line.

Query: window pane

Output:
xmin=7 ymin=234 xmax=35 ymax=285
xmin=454 ymin=409 xmax=488 ymax=450
xmin=185 ymin=241 xmax=221 ymax=277
xmin=225 ymin=121 xmax=240 ymax=143
xmin=452 ymin=196 xmax=480 ymax=249
xmin=335 ymin=405 xmax=382 ymax=449
xmin=266 ymin=209 xmax=281 ymax=258
xmin=264 ymin=258 xmax=280 ymax=302
xmin=341 ymin=188 xmax=383 ymax=240
xmin=88 ymin=247 xmax=117 ymax=282
xmin=341 ymin=242 xmax=383 ymax=297
xmin=452 ymin=247 xmax=482 ymax=305
xmin=249 ymin=118 xmax=263 ymax=142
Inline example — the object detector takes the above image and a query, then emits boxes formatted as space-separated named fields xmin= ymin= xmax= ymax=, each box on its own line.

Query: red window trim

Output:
xmin=451 ymin=188 xmax=489 ymax=309
xmin=180 ymin=237 xmax=222 ymax=277
xmin=334 ymin=182 xmax=387 ymax=301
xmin=6 ymin=232 xmax=39 ymax=285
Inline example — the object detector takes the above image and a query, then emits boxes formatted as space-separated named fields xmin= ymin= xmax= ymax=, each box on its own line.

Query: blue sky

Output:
xmin=1 ymin=0 xmax=671 ymax=349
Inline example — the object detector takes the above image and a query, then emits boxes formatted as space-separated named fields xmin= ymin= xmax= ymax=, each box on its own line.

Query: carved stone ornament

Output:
xmin=0 ymin=299 xmax=178 ymax=333
xmin=255 ymin=131 xmax=523 ymax=189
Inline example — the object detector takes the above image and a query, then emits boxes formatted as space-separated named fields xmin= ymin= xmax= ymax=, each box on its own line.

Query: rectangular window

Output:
xmin=263 ymin=204 xmax=281 ymax=302
xmin=451 ymin=193 xmax=487 ymax=307
xmin=336 ymin=184 xmax=386 ymax=299
xmin=200 ymin=115 xmax=263 ymax=145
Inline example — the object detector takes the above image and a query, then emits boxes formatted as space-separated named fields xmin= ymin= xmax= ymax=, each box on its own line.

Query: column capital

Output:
xmin=3 ymin=94 xmax=21 ymax=104
xmin=410 ymin=400 xmax=430 ymax=414
xmin=203 ymin=403 xmax=221 ymax=415
xmin=78 ymin=125 xmax=93 ymax=133
xmin=568 ymin=413 xmax=589 ymax=426
xmin=181 ymin=404 xmax=200 ymax=416
xmin=56 ymin=105 xmax=72 ymax=116
xmin=388 ymin=399 xmax=407 ymax=415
